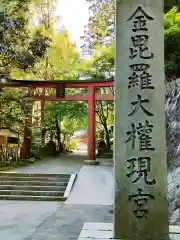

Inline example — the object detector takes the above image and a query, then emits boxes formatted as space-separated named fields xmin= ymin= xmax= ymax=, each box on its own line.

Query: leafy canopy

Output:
xmin=0 ymin=0 xmax=49 ymax=72
xmin=164 ymin=7 xmax=180 ymax=81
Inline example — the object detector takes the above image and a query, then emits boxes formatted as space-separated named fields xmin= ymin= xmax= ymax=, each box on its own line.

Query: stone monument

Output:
xmin=114 ymin=0 xmax=169 ymax=239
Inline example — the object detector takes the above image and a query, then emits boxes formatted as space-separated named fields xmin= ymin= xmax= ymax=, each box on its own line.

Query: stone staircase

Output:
xmin=0 ymin=173 xmax=76 ymax=201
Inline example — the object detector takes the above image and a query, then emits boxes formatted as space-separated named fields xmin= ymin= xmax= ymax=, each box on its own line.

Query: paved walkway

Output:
xmin=0 ymin=201 xmax=61 ymax=240
xmin=8 ymin=153 xmax=86 ymax=174
xmin=26 ymin=204 xmax=112 ymax=240
xmin=65 ymin=165 xmax=113 ymax=205
xmin=0 ymin=200 xmax=113 ymax=240
xmin=0 ymin=153 xmax=114 ymax=240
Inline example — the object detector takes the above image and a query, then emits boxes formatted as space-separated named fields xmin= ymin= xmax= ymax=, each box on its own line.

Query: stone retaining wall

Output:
xmin=166 ymin=79 xmax=180 ymax=224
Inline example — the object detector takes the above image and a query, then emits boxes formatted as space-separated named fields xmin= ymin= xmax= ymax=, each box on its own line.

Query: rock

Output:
xmin=170 ymin=209 xmax=180 ymax=225
xmin=169 ymin=199 xmax=179 ymax=214
xmin=166 ymin=79 xmax=180 ymax=225
xmin=166 ymin=79 xmax=180 ymax=169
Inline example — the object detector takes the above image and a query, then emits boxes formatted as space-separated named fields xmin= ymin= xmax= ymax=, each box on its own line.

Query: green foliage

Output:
xmin=0 ymin=0 xmax=90 ymax=159
xmin=46 ymin=101 xmax=87 ymax=123
xmin=30 ymin=30 xmax=79 ymax=80
xmin=81 ymin=0 xmax=115 ymax=54
xmin=81 ymin=0 xmax=115 ymax=148
xmin=81 ymin=0 xmax=115 ymax=147
xmin=90 ymin=44 xmax=114 ymax=79
xmin=0 ymin=0 xmax=49 ymax=71
xmin=42 ymin=103 xmax=87 ymax=151
xmin=164 ymin=7 xmax=180 ymax=81
xmin=61 ymin=116 xmax=87 ymax=135
xmin=64 ymin=138 xmax=79 ymax=151
xmin=0 ymin=88 xmax=25 ymax=131
xmin=44 ymin=101 xmax=88 ymax=144
xmin=83 ymin=2 xmax=180 ymax=83
xmin=60 ymin=118 xmax=83 ymax=151
xmin=81 ymin=2 xmax=180 ymax=149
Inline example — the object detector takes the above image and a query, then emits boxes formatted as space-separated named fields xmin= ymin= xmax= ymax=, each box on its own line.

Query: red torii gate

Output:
xmin=6 ymin=79 xmax=114 ymax=163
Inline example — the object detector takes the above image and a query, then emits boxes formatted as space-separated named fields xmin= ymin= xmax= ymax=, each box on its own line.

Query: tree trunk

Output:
xmin=104 ymin=124 xmax=111 ymax=150
xmin=41 ymin=128 xmax=46 ymax=146
xmin=20 ymin=102 xmax=33 ymax=159
xmin=55 ymin=116 xmax=61 ymax=153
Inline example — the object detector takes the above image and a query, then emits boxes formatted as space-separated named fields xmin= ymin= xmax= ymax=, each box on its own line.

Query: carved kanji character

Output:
xmin=128 ymin=64 xmax=154 ymax=90
xmin=126 ymin=156 xmax=156 ymax=185
xmin=125 ymin=120 xmax=155 ymax=151
xmin=127 ymin=6 xmax=154 ymax=32
xmin=137 ymin=120 xmax=155 ymax=151
xmin=130 ymin=35 xmax=154 ymax=59
xmin=128 ymin=94 xmax=154 ymax=117
xmin=128 ymin=188 xmax=155 ymax=219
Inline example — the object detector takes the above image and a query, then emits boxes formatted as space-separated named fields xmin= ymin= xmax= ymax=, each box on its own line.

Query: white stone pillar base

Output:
xmin=78 ymin=222 xmax=180 ymax=240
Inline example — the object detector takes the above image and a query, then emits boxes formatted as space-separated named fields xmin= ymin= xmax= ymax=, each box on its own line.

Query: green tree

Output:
xmin=81 ymin=43 xmax=114 ymax=149
xmin=82 ymin=2 xmax=180 ymax=151
xmin=0 ymin=0 xmax=49 ymax=140
xmin=0 ymin=0 xmax=53 ymax=159
xmin=26 ymin=28 xmax=81 ymax=146
xmin=0 ymin=88 xmax=25 ymax=130
xmin=83 ymin=2 xmax=180 ymax=82
xmin=81 ymin=0 xmax=115 ymax=55
xmin=44 ymin=101 xmax=87 ymax=152
xmin=9 ymin=0 xmax=81 ymax=152
xmin=24 ymin=0 xmax=81 ymax=147
xmin=164 ymin=7 xmax=180 ymax=82
xmin=0 ymin=0 xmax=49 ymax=73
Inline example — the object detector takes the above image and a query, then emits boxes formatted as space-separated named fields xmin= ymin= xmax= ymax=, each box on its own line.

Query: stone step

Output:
xmin=0 ymin=173 xmax=76 ymax=201
xmin=0 ymin=176 xmax=70 ymax=182
xmin=0 ymin=195 xmax=65 ymax=201
xmin=0 ymin=180 xmax=68 ymax=186
xmin=0 ymin=173 xmax=70 ymax=178
xmin=0 ymin=190 xmax=64 ymax=196
xmin=0 ymin=185 xmax=66 ymax=191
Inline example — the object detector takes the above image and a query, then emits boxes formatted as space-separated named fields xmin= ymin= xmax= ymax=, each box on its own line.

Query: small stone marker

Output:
xmin=114 ymin=0 xmax=169 ymax=239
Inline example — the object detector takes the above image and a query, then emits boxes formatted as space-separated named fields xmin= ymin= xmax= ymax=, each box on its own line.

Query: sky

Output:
xmin=56 ymin=0 xmax=89 ymax=50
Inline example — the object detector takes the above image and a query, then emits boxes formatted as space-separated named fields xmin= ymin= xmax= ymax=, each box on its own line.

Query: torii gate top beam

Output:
xmin=6 ymin=79 xmax=114 ymax=88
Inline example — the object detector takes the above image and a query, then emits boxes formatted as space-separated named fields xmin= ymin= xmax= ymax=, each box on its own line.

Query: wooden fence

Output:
xmin=0 ymin=144 xmax=19 ymax=165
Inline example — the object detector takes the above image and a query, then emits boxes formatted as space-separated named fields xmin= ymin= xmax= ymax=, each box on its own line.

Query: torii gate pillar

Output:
xmin=84 ymin=86 xmax=99 ymax=165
